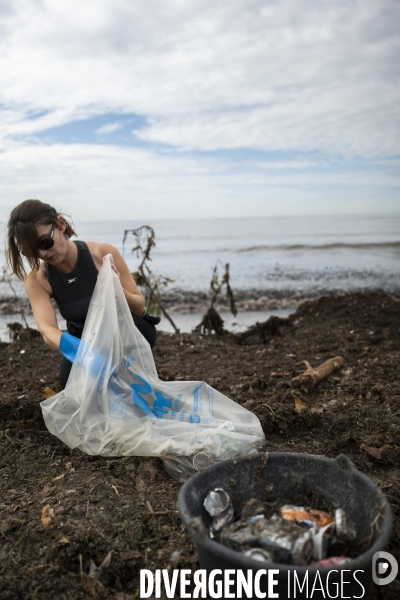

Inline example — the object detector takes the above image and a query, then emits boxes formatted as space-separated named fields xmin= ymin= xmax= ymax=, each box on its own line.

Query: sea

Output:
xmin=0 ymin=213 xmax=399 ymax=340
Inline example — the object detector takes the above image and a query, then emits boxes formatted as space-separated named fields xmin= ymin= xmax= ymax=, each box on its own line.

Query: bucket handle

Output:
xmin=334 ymin=453 xmax=356 ymax=471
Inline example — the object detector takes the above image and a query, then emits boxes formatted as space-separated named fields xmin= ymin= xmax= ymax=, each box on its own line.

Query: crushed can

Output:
xmin=244 ymin=548 xmax=273 ymax=562
xmin=203 ymin=488 xmax=234 ymax=533
xmin=221 ymin=515 xmax=313 ymax=565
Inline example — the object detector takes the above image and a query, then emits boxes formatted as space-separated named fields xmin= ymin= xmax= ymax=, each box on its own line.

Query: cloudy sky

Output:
xmin=1 ymin=0 xmax=399 ymax=221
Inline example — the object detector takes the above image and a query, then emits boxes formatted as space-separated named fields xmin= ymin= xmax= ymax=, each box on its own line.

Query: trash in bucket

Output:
xmin=178 ymin=452 xmax=393 ymax=600
xmin=221 ymin=513 xmax=314 ymax=565
xmin=203 ymin=486 xmax=361 ymax=567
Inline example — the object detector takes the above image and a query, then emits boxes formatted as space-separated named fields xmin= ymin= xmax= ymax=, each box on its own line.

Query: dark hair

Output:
xmin=6 ymin=199 xmax=77 ymax=280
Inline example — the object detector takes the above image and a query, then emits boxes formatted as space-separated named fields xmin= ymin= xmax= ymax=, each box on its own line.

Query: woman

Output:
xmin=6 ymin=199 xmax=159 ymax=389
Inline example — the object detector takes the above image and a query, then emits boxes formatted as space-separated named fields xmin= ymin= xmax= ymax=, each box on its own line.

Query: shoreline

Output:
xmin=1 ymin=286 xmax=399 ymax=342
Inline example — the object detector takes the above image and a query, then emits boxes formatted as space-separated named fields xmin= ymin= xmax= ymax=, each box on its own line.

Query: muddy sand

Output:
xmin=0 ymin=292 xmax=399 ymax=599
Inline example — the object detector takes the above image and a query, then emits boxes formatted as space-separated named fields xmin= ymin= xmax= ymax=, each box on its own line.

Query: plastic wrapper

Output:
xmin=40 ymin=255 xmax=265 ymax=481
xmin=281 ymin=505 xmax=334 ymax=529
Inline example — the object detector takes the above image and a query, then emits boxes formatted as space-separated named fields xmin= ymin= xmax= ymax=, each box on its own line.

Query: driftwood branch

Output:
xmin=290 ymin=356 xmax=344 ymax=390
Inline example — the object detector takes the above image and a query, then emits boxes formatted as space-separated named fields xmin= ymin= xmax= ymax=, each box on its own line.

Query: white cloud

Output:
xmin=0 ymin=0 xmax=399 ymax=217
xmin=0 ymin=141 xmax=398 ymax=221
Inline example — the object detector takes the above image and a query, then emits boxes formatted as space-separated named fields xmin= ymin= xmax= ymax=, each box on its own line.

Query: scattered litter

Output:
xmin=170 ymin=550 xmax=180 ymax=563
xmin=40 ymin=482 xmax=55 ymax=495
xmin=360 ymin=443 xmax=392 ymax=461
xmin=56 ymin=536 xmax=70 ymax=545
xmin=20 ymin=350 xmax=25 ymax=354
xmin=43 ymin=387 xmax=56 ymax=399
xmin=294 ymin=398 xmax=307 ymax=414
xmin=41 ymin=504 xmax=54 ymax=530
xmin=111 ymin=484 xmax=120 ymax=497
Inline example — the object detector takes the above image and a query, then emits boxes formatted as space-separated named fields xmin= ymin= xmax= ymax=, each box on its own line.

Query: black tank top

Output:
xmin=45 ymin=240 xmax=98 ymax=337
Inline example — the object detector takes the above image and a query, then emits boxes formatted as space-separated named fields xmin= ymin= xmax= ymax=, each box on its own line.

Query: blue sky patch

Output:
xmin=27 ymin=112 xmax=148 ymax=147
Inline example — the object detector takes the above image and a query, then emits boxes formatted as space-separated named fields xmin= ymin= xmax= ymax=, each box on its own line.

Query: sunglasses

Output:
xmin=37 ymin=222 xmax=56 ymax=250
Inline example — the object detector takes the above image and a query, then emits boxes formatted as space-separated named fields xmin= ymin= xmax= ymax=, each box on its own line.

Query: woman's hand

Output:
xmin=110 ymin=255 xmax=120 ymax=278
xmin=101 ymin=245 xmax=145 ymax=316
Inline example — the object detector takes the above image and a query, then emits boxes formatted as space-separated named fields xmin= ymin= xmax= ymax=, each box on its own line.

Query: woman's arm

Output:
xmin=99 ymin=243 xmax=146 ymax=316
xmin=25 ymin=272 xmax=62 ymax=349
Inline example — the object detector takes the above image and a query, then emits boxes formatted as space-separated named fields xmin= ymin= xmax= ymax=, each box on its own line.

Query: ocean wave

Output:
xmin=237 ymin=241 xmax=400 ymax=253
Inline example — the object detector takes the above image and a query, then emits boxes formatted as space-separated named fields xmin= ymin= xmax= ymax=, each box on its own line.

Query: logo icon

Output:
xmin=372 ymin=551 xmax=398 ymax=585
xmin=67 ymin=278 xmax=77 ymax=283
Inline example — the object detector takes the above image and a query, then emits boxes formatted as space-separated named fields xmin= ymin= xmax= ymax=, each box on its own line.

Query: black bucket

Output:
xmin=178 ymin=452 xmax=392 ymax=600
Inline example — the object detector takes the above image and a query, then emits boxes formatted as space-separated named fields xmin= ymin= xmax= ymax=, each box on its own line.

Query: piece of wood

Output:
xmin=290 ymin=356 xmax=344 ymax=390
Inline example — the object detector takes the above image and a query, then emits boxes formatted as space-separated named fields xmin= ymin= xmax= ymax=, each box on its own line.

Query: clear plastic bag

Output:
xmin=41 ymin=255 xmax=266 ymax=481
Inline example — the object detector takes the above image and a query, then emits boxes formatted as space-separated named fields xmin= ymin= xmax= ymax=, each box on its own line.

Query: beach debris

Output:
xmin=208 ymin=495 xmax=359 ymax=567
xmin=204 ymin=488 xmax=231 ymax=516
xmin=41 ymin=504 xmax=54 ymax=530
xmin=204 ymin=488 xmax=234 ymax=533
xmin=40 ymin=482 xmax=55 ymax=495
xmin=294 ymin=398 xmax=307 ymax=414
xmin=334 ymin=508 xmax=357 ymax=541
xmin=360 ymin=443 xmax=392 ymax=461
xmin=193 ymin=451 xmax=214 ymax=470
xmin=290 ymin=356 xmax=344 ymax=390
xmin=244 ymin=548 xmax=273 ymax=562
xmin=195 ymin=306 xmax=227 ymax=336
xmin=56 ymin=536 xmax=70 ymax=546
xmin=281 ymin=505 xmax=334 ymax=529
xmin=170 ymin=550 xmax=180 ymax=563
xmin=43 ymin=386 xmax=57 ymax=399
xmin=313 ymin=555 xmax=350 ymax=568
xmin=311 ymin=522 xmax=336 ymax=560
xmin=87 ymin=550 xmax=113 ymax=581
xmin=343 ymin=368 xmax=354 ymax=380
xmin=220 ymin=514 xmax=314 ymax=565
xmin=241 ymin=498 xmax=270 ymax=520
xmin=195 ymin=261 xmax=237 ymax=336
xmin=123 ymin=224 xmax=178 ymax=333
xmin=235 ymin=315 xmax=290 ymax=345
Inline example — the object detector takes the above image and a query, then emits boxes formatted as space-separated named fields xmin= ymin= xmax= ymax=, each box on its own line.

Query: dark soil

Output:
xmin=0 ymin=292 xmax=399 ymax=599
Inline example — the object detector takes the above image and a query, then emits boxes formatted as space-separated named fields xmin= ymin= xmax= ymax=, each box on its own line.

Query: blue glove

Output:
xmin=59 ymin=332 xmax=117 ymax=388
xmin=59 ymin=332 xmax=80 ymax=363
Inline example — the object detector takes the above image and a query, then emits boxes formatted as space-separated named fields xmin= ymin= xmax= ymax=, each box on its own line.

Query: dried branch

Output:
xmin=290 ymin=356 xmax=344 ymax=390
xmin=123 ymin=226 xmax=179 ymax=334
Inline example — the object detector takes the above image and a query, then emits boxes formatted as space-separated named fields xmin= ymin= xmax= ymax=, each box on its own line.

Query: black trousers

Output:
xmin=59 ymin=312 xmax=159 ymax=390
